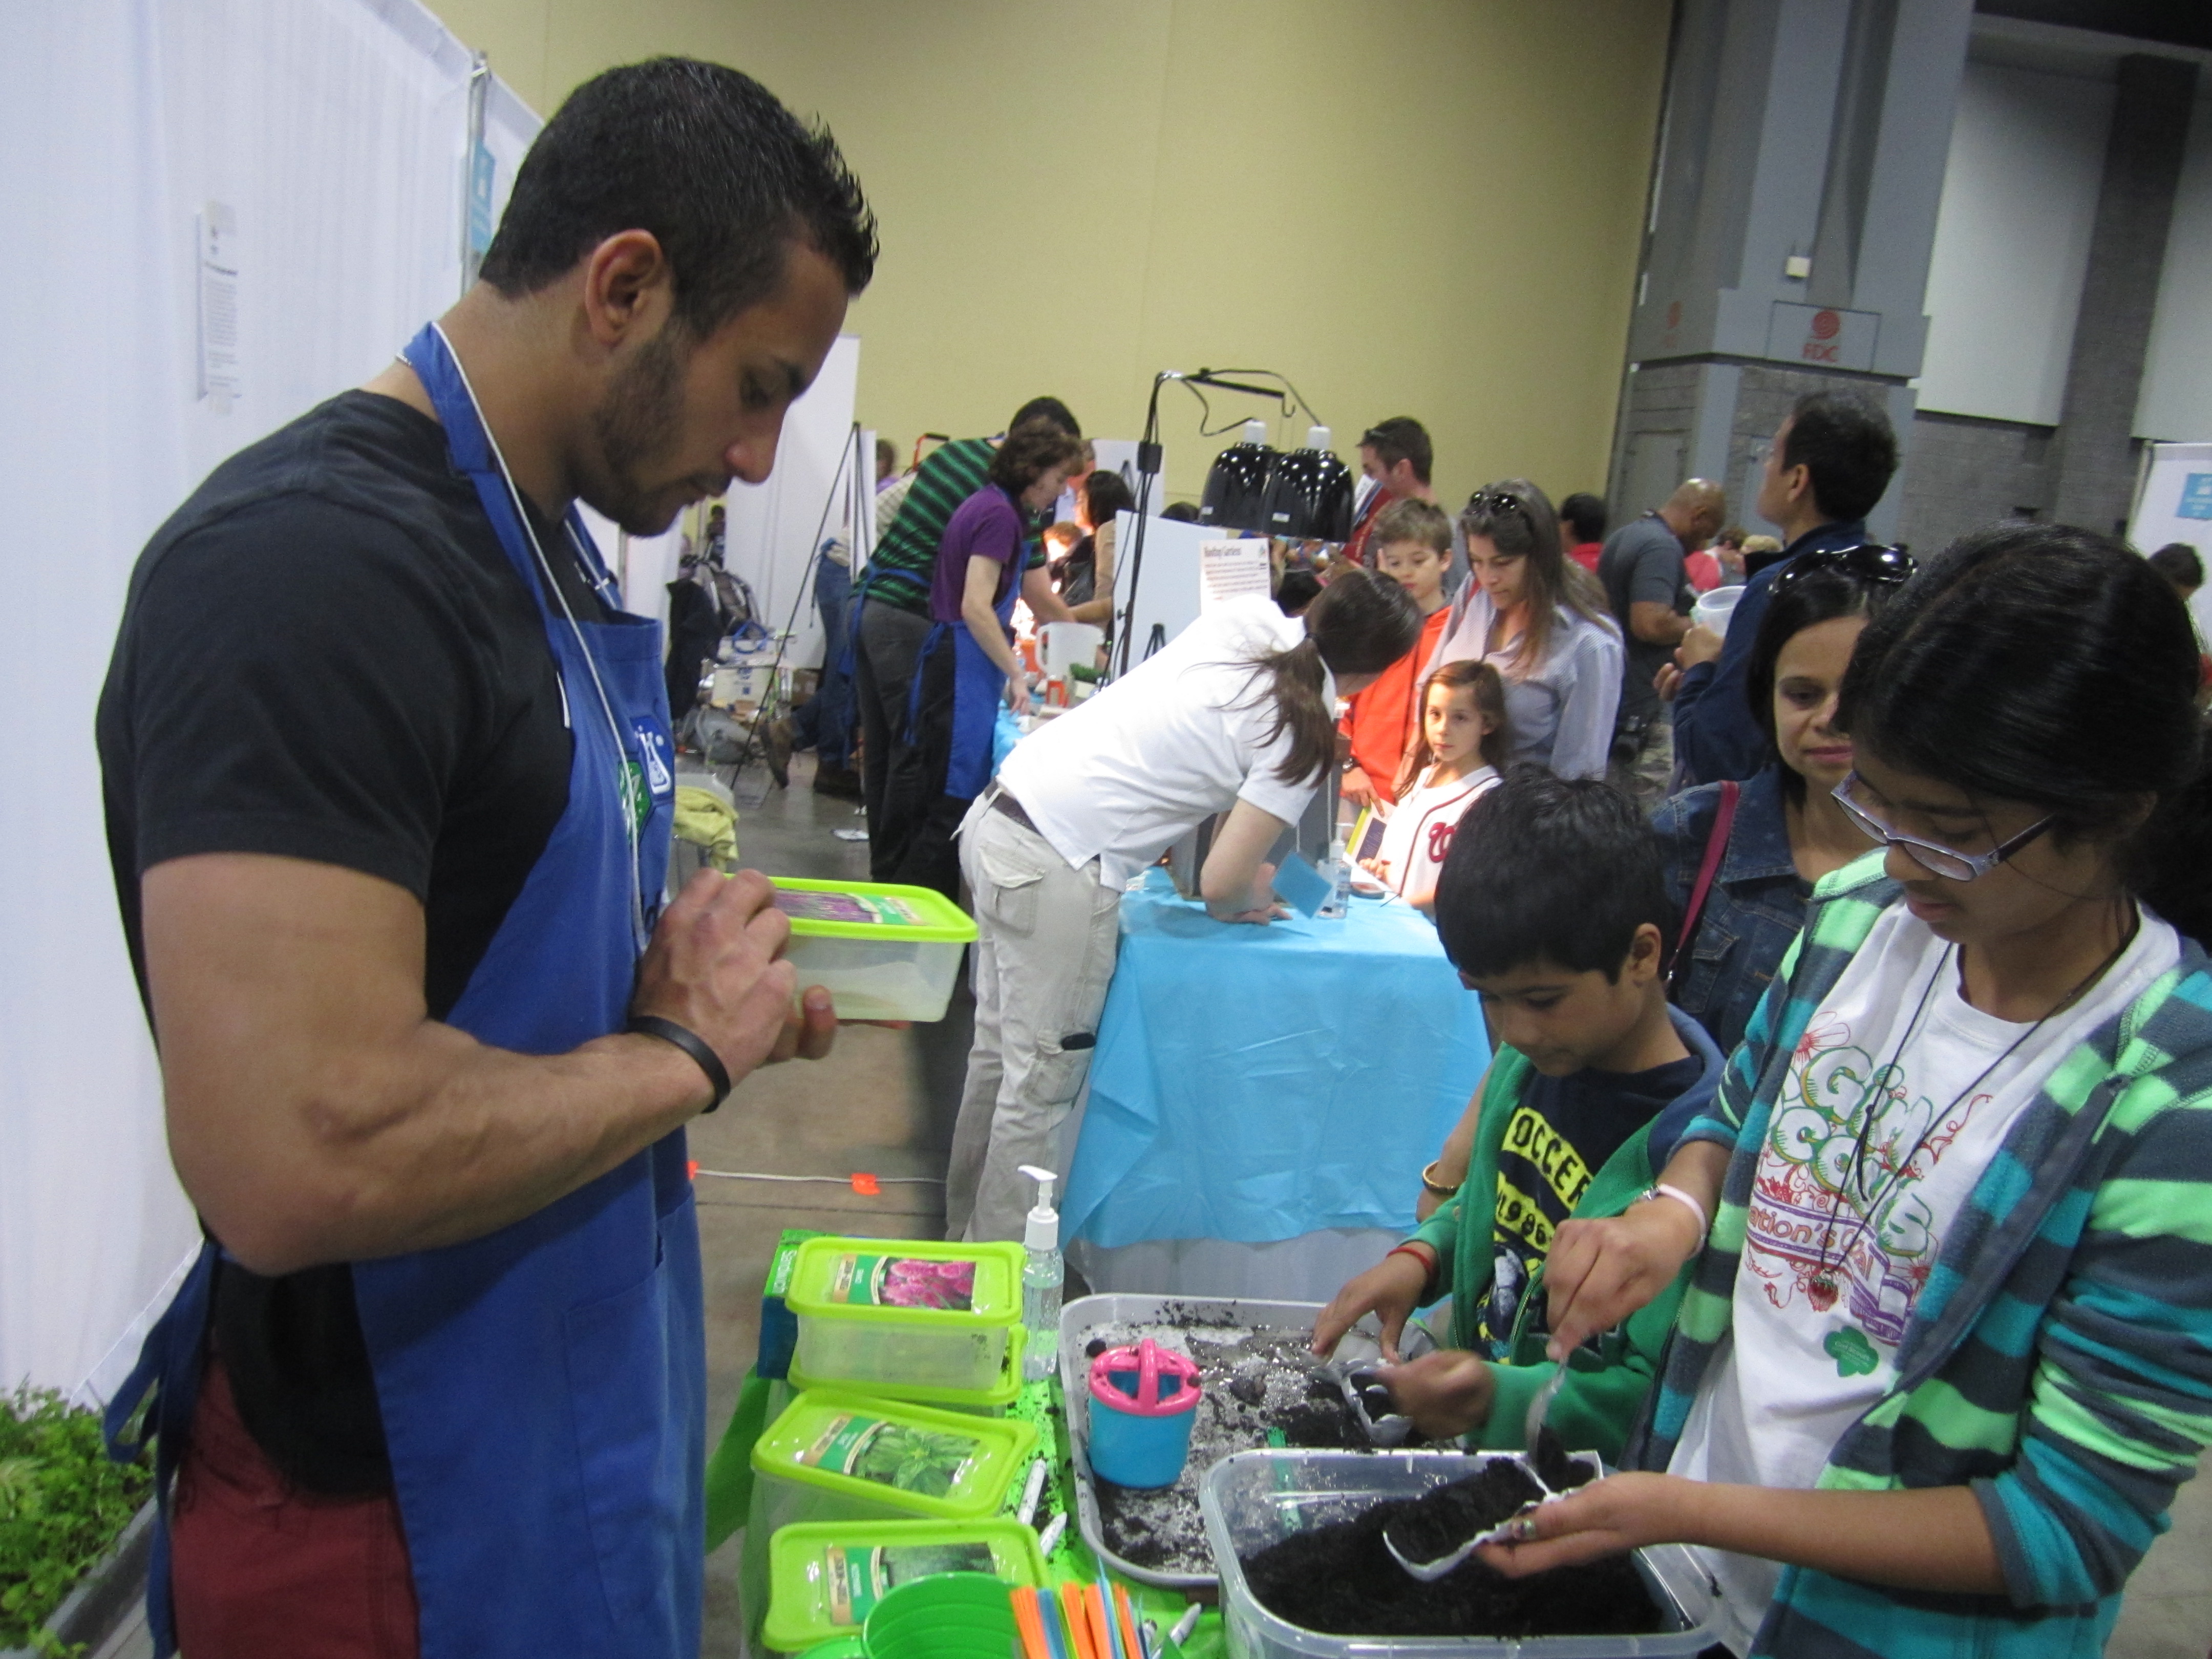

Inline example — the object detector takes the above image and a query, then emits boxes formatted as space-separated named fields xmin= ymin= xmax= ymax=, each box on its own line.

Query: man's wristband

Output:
xmin=627 ymin=1015 xmax=731 ymax=1113
xmin=1420 ymin=1159 xmax=1461 ymax=1200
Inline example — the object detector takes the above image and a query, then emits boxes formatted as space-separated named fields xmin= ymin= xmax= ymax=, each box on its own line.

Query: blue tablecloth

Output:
xmin=1061 ymin=869 xmax=1489 ymax=1250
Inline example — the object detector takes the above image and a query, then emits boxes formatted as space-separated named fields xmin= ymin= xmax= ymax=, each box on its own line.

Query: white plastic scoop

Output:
xmin=1384 ymin=1369 xmax=1571 ymax=1582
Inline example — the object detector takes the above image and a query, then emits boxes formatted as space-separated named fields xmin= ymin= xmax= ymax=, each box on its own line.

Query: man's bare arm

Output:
xmin=145 ymin=855 xmax=832 ymax=1275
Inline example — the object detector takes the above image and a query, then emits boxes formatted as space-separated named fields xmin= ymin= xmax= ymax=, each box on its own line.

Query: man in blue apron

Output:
xmin=94 ymin=60 xmax=876 ymax=1659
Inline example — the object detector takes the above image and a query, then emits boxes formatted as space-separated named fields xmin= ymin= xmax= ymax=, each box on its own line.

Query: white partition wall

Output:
xmin=0 ymin=0 xmax=535 ymax=1399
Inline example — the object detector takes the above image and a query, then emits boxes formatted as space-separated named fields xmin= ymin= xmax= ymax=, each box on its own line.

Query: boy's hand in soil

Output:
xmin=1310 ymin=1247 xmax=1431 ymax=1359
xmin=1372 ymin=1350 xmax=1494 ymax=1439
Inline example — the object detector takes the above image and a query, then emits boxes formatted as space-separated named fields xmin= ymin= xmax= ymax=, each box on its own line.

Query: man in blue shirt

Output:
xmin=1663 ymin=393 xmax=1898 ymax=785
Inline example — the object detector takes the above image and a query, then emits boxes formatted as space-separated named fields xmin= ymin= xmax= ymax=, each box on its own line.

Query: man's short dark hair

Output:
xmin=1558 ymin=492 xmax=1607 ymax=544
xmin=1782 ymin=392 xmax=1898 ymax=524
xmin=1360 ymin=417 xmax=1433 ymax=486
xmin=1434 ymin=769 xmax=1676 ymax=981
xmin=1009 ymin=397 xmax=1081 ymax=438
xmin=481 ymin=58 xmax=877 ymax=338
xmin=2149 ymin=542 xmax=2204 ymax=591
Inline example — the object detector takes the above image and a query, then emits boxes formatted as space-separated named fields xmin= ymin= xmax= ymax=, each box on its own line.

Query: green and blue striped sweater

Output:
xmin=1629 ymin=851 xmax=2212 ymax=1657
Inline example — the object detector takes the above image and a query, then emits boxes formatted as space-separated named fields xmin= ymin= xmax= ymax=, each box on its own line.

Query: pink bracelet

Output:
xmin=1642 ymin=1182 xmax=1710 ymax=1243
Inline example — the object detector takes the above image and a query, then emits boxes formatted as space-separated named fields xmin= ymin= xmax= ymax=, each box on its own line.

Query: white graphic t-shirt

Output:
xmin=1371 ymin=763 xmax=1499 ymax=908
xmin=1670 ymin=901 xmax=2178 ymax=1653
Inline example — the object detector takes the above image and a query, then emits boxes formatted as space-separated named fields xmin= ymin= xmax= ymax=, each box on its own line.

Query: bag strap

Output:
xmin=1667 ymin=779 xmax=1740 ymax=984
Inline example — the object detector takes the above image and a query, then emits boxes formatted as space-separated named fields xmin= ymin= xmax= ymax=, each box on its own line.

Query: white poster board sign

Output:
xmin=1110 ymin=510 xmax=1215 ymax=671
xmin=1199 ymin=538 xmax=1272 ymax=611
xmin=2128 ymin=440 xmax=2212 ymax=643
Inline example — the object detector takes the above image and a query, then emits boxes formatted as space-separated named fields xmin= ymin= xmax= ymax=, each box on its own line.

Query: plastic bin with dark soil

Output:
xmin=1244 ymin=1461 xmax=1661 ymax=1639
xmin=1077 ymin=1310 xmax=1426 ymax=1578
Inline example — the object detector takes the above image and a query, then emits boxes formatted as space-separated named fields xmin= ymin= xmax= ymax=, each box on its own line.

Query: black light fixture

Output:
xmin=1260 ymin=425 xmax=1353 ymax=543
xmin=1199 ymin=419 xmax=1276 ymax=536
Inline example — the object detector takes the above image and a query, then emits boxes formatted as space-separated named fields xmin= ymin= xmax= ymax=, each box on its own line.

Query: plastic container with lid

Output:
xmin=789 ymin=1323 xmax=1025 ymax=1415
xmin=768 ymin=879 xmax=979 ymax=1023
xmin=1199 ymin=1449 xmax=1718 ymax=1659
xmin=786 ymin=1237 xmax=1024 ymax=1393
xmin=750 ymin=1390 xmax=1037 ymax=1544
xmin=763 ymin=1520 xmax=1047 ymax=1653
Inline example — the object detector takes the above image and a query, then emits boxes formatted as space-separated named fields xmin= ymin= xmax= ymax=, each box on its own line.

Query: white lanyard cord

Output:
xmin=428 ymin=324 xmax=648 ymax=949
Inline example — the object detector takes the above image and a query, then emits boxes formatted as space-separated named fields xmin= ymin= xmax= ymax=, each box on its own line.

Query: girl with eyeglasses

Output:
xmin=1427 ymin=479 xmax=1623 ymax=780
xmin=1483 ymin=524 xmax=2212 ymax=1658
xmin=1652 ymin=547 xmax=1911 ymax=1055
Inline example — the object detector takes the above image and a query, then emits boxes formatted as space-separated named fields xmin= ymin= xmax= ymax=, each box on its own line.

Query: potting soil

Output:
xmin=1245 ymin=1468 xmax=1663 ymax=1638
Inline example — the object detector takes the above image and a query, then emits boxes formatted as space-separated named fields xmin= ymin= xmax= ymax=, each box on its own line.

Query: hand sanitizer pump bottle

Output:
xmin=1320 ymin=836 xmax=1351 ymax=919
xmin=1018 ymin=1164 xmax=1063 ymax=1382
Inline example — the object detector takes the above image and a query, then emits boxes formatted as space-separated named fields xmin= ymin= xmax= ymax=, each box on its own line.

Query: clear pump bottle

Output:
xmin=1017 ymin=1164 xmax=1062 ymax=1382
xmin=1319 ymin=836 xmax=1351 ymax=919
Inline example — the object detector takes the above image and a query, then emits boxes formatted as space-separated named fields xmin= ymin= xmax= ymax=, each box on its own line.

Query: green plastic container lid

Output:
xmin=785 ymin=1239 xmax=1023 ymax=1330
xmin=794 ymin=1641 xmax=867 ymax=1659
xmin=751 ymin=1390 xmax=1037 ymax=1522
xmin=770 ymin=878 xmax=978 ymax=944
xmin=763 ymin=1519 xmax=1048 ymax=1652
xmin=790 ymin=1324 xmax=1024 ymax=1413
xmin=863 ymin=1574 xmax=1016 ymax=1659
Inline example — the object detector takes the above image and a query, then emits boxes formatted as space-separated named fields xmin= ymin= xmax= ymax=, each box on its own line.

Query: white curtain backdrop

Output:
xmin=0 ymin=0 xmax=536 ymax=1399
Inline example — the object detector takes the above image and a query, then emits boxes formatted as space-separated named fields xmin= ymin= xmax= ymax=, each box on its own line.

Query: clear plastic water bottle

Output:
xmin=1318 ymin=836 xmax=1351 ymax=920
xmin=1018 ymin=1164 xmax=1062 ymax=1382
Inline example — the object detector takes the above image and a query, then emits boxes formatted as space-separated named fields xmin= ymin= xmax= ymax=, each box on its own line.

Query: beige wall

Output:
xmin=432 ymin=0 xmax=1669 ymax=506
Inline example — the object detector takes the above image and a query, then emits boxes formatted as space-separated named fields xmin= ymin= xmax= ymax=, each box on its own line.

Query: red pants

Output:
xmin=171 ymin=1359 xmax=419 ymax=1659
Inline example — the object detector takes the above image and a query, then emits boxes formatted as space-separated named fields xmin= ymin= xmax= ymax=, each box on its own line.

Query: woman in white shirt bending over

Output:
xmin=1429 ymin=479 xmax=1622 ymax=780
xmin=946 ymin=568 xmax=1422 ymax=1242
xmin=1364 ymin=658 xmax=1509 ymax=912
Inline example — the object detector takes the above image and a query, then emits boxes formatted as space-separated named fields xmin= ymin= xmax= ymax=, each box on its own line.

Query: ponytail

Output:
xmin=1239 ymin=565 xmax=1421 ymax=785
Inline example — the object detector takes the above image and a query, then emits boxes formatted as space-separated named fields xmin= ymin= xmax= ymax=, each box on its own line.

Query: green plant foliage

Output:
xmin=0 ymin=1387 xmax=152 ymax=1650
xmin=850 ymin=1424 xmax=974 ymax=1498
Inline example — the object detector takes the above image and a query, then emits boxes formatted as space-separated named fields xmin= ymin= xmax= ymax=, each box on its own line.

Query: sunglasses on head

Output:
xmin=1770 ymin=542 xmax=1916 ymax=595
xmin=1466 ymin=489 xmax=1524 ymax=520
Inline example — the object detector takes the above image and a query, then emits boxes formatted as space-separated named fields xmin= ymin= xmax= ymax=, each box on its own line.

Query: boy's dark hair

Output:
xmin=481 ymin=59 xmax=877 ymax=337
xmin=1781 ymin=391 xmax=1898 ymax=524
xmin=2149 ymin=541 xmax=2203 ymax=590
xmin=1558 ymin=492 xmax=1608 ymax=544
xmin=1009 ymin=397 xmax=1081 ymax=438
xmin=1276 ymin=569 xmax=1322 ymax=614
xmin=1372 ymin=496 xmax=1452 ymax=555
xmin=987 ymin=421 xmax=1084 ymax=498
xmin=1434 ymin=769 xmax=1677 ymax=981
xmin=1160 ymin=501 xmax=1202 ymax=522
xmin=1360 ymin=417 xmax=1434 ymax=485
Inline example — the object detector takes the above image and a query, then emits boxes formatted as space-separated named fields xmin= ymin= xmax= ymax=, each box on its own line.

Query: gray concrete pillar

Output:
xmin=1606 ymin=0 xmax=1973 ymax=543
xmin=2049 ymin=54 xmax=2198 ymax=536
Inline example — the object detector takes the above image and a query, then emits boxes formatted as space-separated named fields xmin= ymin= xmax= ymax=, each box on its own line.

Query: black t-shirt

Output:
xmin=97 ymin=390 xmax=608 ymax=1493
xmin=1477 ymin=1054 xmax=1701 ymax=1352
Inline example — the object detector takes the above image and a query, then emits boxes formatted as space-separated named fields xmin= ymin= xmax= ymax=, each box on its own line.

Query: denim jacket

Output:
xmin=1650 ymin=765 xmax=1807 ymax=1056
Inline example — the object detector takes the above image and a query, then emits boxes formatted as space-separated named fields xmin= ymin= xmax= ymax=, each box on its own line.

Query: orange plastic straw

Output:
xmin=1010 ymin=1587 xmax=1052 ymax=1659
xmin=1084 ymin=1584 xmax=1115 ymax=1659
xmin=1112 ymin=1583 xmax=1143 ymax=1659
xmin=1057 ymin=1583 xmax=1099 ymax=1659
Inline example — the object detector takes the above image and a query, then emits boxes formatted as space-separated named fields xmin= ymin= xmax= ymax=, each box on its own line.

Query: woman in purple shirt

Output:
xmin=878 ymin=422 xmax=1082 ymax=897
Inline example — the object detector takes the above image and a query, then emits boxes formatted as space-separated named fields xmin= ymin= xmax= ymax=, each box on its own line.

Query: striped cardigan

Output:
xmin=1628 ymin=852 xmax=2212 ymax=1657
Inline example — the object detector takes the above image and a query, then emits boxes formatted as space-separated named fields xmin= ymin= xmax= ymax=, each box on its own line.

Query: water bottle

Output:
xmin=1018 ymin=1164 xmax=1063 ymax=1382
xmin=1319 ymin=836 xmax=1351 ymax=920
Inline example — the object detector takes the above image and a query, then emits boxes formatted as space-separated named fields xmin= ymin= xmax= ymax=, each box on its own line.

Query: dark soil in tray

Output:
xmin=1244 ymin=1467 xmax=1663 ymax=1638
xmin=1531 ymin=1424 xmax=1599 ymax=1496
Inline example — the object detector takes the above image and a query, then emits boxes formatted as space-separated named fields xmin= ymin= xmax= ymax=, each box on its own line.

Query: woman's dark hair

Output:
xmin=1558 ymin=492 xmax=1608 ymax=545
xmin=1839 ymin=523 xmax=2212 ymax=946
xmin=987 ymin=421 xmax=1084 ymax=498
xmin=1080 ymin=470 xmax=1135 ymax=528
xmin=1781 ymin=391 xmax=1898 ymax=524
xmin=1460 ymin=478 xmax=1615 ymax=674
xmin=1744 ymin=560 xmax=1903 ymax=800
xmin=1237 ymin=566 xmax=1420 ymax=785
xmin=1397 ymin=660 xmax=1512 ymax=797
xmin=481 ymin=59 xmax=877 ymax=336
xmin=2149 ymin=542 xmax=2204 ymax=591
xmin=1435 ymin=768 xmax=1677 ymax=980
xmin=1276 ymin=569 xmax=1322 ymax=615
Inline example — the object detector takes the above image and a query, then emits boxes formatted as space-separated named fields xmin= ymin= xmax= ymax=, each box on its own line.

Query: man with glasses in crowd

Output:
xmin=1663 ymin=392 xmax=1900 ymax=786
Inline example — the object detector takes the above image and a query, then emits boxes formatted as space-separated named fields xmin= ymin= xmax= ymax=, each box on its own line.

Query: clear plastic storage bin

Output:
xmin=787 ymin=1238 xmax=1024 ymax=1393
xmin=771 ymin=879 xmax=977 ymax=1022
xmin=762 ymin=1518 xmax=1049 ymax=1653
xmin=749 ymin=1389 xmax=1036 ymax=1544
xmin=1200 ymin=1449 xmax=1718 ymax=1659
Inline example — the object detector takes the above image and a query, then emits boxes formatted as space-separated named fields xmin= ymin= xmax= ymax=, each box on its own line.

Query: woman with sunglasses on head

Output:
xmin=1652 ymin=545 xmax=1912 ymax=1055
xmin=1427 ymin=479 xmax=1622 ymax=780
xmin=1490 ymin=524 xmax=2212 ymax=1659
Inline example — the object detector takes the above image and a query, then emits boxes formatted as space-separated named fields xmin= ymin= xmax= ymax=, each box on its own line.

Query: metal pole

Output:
xmin=462 ymin=51 xmax=491 ymax=294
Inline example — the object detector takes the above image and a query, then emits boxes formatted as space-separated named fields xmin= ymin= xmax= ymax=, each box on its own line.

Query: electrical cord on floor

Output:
xmin=691 ymin=1165 xmax=946 ymax=1197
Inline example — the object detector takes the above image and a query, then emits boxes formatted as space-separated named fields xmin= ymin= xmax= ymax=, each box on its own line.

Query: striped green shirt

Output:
xmin=1630 ymin=850 xmax=2212 ymax=1658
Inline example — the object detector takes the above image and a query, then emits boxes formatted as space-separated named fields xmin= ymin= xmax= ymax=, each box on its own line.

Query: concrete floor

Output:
xmin=87 ymin=749 xmax=2212 ymax=1655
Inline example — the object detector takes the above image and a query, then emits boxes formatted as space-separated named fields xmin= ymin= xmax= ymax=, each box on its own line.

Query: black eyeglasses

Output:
xmin=1770 ymin=542 xmax=1916 ymax=595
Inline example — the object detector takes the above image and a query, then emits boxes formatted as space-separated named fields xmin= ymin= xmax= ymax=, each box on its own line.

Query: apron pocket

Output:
xmin=564 ymin=1257 xmax=685 ymax=1630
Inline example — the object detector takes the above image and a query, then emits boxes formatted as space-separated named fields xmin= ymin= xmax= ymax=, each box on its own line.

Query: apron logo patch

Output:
xmin=632 ymin=717 xmax=675 ymax=799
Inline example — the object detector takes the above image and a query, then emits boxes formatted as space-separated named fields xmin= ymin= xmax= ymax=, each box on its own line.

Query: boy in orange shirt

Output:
xmin=1341 ymin=497 xmax=1455 ymax=807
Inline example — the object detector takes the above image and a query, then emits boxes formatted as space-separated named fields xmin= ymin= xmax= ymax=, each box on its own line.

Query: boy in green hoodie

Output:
xmin=1312 ymin=772 xmax=1724 ymax=1464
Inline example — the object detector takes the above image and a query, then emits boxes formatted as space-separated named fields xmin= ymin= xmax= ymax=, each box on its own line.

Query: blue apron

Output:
xmin=912 ymin=557 xmax=1021 ymax=801
xmin=109 ymin=322 xmax=689 ymax=1658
